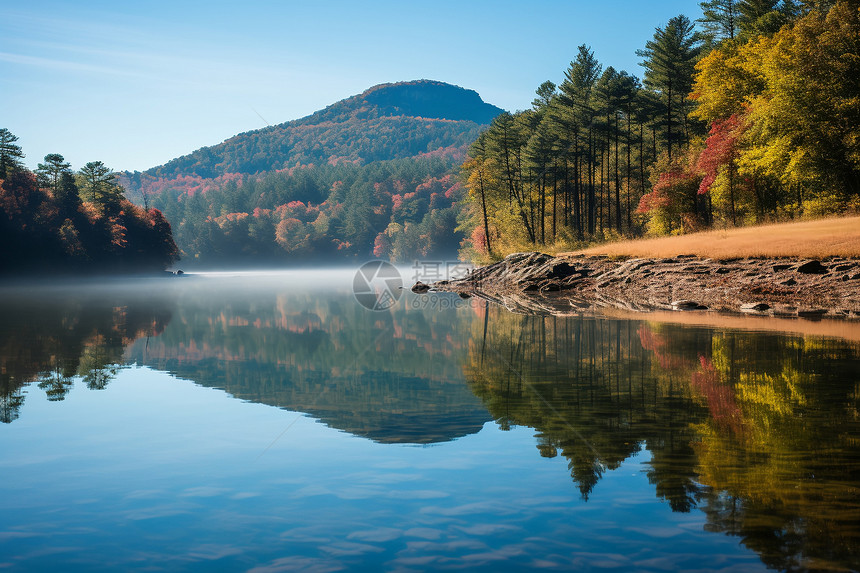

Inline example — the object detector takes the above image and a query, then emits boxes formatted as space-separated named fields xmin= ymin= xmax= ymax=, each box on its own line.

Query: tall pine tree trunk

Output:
xmin=477 ymin=167 xmax=492 ymax=255
xmin=552 ymin=167 xmax=557 ymax=242
xmin=588 ymin=124 xmax=596 ymax=235
xmin=666 ymin=81 xmax=673 ymax=160
xmin=626 ymin=110 xmax=633 ymax=231
xmin=614 ymin=112 xmax=622 ymax=234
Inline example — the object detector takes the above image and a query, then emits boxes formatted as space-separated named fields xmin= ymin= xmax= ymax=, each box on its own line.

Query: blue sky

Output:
xmin=2 ymin=0 xmax=702 ymax=172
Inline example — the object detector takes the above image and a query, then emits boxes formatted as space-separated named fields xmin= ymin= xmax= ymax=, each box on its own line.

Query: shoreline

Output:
xmin=0 ymin=269 xmax=187 ymax=288
xmin=429 ymin=252 xmax=860 ymax=320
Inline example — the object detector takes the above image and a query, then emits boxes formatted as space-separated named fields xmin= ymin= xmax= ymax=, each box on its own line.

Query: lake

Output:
xmin=1 ymin=269 xmax=858 ymax=572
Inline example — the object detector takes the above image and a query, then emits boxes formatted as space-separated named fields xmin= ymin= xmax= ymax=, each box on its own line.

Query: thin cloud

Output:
xmin=0 ymin=51 xmax=146 ymax=78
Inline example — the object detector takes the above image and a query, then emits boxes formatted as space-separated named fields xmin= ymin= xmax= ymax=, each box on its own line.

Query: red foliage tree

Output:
xmin=695 ymin=113 xmax=748 ymax=225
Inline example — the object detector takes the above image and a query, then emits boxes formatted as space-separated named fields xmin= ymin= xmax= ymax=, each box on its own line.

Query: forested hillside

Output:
xmin=120 ymin=80 xmax=503 ymax=266
xmin=0 ymin=129 xmax=178 ymax=275
xmin=459 ymin=0 xmax=859 ymax=262
xmin=116 ymin=2 xmax=859 ymax=268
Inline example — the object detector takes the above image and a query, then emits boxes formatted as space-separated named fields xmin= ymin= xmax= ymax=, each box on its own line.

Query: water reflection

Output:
xmin=1 ymin=275 xmax=491 ymax=443
xmin=466 ymin=304 xmax=860 ymax=572
xmin=124 ymin=276 xmax=490 ymax=444
xmin=0 ymin=283 xmax=174 ymax=422
xmin=3 ymin=273 xmax=860 ymax=571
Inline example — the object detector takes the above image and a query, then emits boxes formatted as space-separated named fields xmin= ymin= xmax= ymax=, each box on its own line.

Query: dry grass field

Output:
xmin=568 ymin=216 xmax=860 ymax=259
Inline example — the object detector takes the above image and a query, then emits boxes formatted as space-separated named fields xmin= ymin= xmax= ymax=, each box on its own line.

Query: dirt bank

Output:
xmin=427 ymin=252 xmax=860 ymax=319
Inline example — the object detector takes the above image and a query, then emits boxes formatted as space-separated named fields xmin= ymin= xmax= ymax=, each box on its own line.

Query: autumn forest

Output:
xmin=461 ymin=0 xmax=860 ymax=261
xmin=2 ymin=1 xmax=858 ymax=271
xmin=0 ymin=130 xmax=178 ymax=275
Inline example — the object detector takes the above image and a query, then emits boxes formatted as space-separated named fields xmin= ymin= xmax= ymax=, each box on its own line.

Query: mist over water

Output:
xmin=1 ymin=270 xmax=858 ymax=572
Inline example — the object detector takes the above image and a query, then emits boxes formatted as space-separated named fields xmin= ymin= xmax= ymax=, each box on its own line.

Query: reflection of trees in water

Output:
xmin=687 ymin=331 xmax=860 ymax=572
xmin=465 ymin=305 xmax=708 ymax=503
xmin=0 ymin=387 xmax=26 ymax=424
xmin=126 ymin=290 xmax=491 ymax=444
xmin=0 ymin=293 xmax=173 ymax=422
xmin=465 ymin=303 xmax=860 ymax=571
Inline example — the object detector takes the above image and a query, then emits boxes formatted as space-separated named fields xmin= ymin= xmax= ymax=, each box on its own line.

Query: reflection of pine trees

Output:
xmin=0 ymin=291 xmax=174 ymax=421
xmin=645 ymin=424 xmax=703 ymax=513
xmin=0 ymin=384 xmax=25 ymax=423
xmin=464 ymin=308 xmax=707 ymax=501
xmin=465 ymin=305 xmax=860 ymax=571
xmin=700 ymin=489 xmax=853 ymax=573
xmin=37 ymin=368 xmax=75 ymax=401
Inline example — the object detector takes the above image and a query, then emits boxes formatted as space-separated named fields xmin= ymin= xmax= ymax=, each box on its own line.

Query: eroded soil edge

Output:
xmin=424 ymin=252 xmax=860 ymax=319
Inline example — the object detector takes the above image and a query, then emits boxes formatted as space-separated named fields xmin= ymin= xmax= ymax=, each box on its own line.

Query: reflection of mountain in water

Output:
xmin=10 ymin=274 xmax=859 ymax=571
xmin=0 ymin=281 xmax=175 ymax=423
xmin=126 ymin=283 xmax=490 ymax=444
xmin=465 ymin=304 xmax=860 ymax=572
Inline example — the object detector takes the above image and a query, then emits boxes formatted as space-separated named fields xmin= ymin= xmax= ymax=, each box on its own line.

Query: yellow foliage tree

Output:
xmin=692 ymin=2 xmax=860 ymax=219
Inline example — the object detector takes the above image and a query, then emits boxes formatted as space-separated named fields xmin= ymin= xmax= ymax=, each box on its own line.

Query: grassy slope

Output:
xmin=566 ymin=216 xmax=860 ymax=259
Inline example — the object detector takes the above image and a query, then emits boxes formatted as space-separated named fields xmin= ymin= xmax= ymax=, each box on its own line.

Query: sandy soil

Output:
xmin=566 ymin=216 xmax=860 ymax=260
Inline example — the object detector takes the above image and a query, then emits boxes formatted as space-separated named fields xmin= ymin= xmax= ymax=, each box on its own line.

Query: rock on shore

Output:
xmin=429 ymin=252 xmax=860 ymax=319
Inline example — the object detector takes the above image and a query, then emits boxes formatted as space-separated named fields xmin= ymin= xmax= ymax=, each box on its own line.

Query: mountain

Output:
xmin=310 ymin=80 xmax=504 ymax=125
xmin=127 ymin=80 xmax=503 ymax=183
xmin=0 ymin=280 xmax=491 ymax=443
xmin=121 ymin=80 xmax=503 ymax=266
xmin=123 ymin=285 xmax=491 ymax=444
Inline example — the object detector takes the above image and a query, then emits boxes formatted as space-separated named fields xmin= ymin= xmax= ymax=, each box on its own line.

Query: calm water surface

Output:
xmin=1 ymin=270 xmax=858 ymax=572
